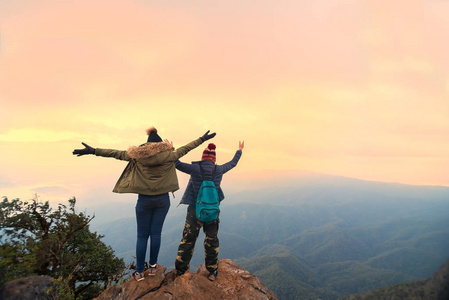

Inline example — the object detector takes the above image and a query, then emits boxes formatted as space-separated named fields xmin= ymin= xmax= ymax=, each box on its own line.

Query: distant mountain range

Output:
xmin=341 ymin=257 xmax=449 ymax=300
xmin=89 ymin=172 xmax=449 ymax=299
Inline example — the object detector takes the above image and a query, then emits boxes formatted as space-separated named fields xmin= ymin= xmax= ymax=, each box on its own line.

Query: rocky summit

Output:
xmin=95 ymin=259 xmax=278 ymax=300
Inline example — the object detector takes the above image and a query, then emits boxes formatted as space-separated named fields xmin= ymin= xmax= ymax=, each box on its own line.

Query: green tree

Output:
xmin=0 ymin=196 xmax=126 ymax=299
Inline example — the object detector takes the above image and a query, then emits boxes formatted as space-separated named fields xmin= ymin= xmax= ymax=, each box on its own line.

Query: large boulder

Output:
xmin=96 ymin=258 xmax=278 ymax=300
xmin=0 ymin=276 xmax=54 ymax=300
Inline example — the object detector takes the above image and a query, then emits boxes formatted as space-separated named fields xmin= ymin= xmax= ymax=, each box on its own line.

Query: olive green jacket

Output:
xmin=95 ymin=138 xmax=203 ymax=196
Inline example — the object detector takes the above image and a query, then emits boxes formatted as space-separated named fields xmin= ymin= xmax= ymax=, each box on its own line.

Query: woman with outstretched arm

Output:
xmin=72 ymin=127 xmax=216 ymax=281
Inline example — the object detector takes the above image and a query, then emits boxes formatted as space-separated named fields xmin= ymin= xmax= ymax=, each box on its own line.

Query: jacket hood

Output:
xmin=127 ymin=142 xmax=173 ymax=159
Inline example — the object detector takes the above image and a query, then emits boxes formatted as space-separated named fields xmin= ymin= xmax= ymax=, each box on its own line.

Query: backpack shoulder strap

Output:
xmin=212 ymin=164 xmax=216 ymax=181
xmin=199 ymin=163 xmax=205 ymax=181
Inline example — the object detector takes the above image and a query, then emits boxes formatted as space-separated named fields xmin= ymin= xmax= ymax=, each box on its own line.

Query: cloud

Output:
xmin=32 ymin=186 xmax=72 ymax=197
xmin=0 ymin=0 xmax=449 ymax=190
xmin=0 ymin=177 xmax=12 ymax=188
xmin=0 ymin=128 xmax=81 ymax=143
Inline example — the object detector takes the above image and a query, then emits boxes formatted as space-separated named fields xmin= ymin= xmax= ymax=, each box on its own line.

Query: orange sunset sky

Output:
xmin=1 ymin=0 xmax=449 ymax=207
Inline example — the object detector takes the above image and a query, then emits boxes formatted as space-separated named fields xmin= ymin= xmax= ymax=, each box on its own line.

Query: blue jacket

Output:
xmin=175 ymin=150 xmax=242 ymax=206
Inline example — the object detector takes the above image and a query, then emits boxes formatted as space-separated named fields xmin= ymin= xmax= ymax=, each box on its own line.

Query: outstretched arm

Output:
xmin=95 ymin=148 xmax=130 ymax=161
xmin=220 ymin=141 xmax=244 ymax=174
xmin=73 ymin=142 xmax=130 ymax=161
xmin=170 ymin=130 xmax=216 ymax=160
xmin=175 ymin=160 xmax=196 ymax=174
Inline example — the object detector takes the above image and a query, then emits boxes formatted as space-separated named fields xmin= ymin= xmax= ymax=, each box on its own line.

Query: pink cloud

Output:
xmin=0 ymin=0 xmax=199 ymax=106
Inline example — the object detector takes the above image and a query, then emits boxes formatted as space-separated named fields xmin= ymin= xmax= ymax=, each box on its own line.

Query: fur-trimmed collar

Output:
xmin=127 ymin=142 xmax=172 ymax=159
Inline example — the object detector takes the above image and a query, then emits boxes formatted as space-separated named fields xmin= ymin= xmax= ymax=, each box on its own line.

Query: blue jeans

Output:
xmin=135 ymin=193 xmax=170 ymax=272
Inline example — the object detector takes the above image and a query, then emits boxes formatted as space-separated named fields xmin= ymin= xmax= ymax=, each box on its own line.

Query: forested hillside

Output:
xmin=341 ymin=257 xmax=449 ymax=300
xmin=91 ymin=173 xmax=449 ymax=299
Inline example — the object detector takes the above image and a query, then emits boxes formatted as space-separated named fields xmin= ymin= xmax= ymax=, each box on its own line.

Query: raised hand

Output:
xmin=239 ymin=141 xmax=245 ymax=151
xmin=164 ymin=139 xmax=174 ymax=149
xmin=200 ymin=130 xmax=216 ymax=142
xmin=73 ymin=142 xmax=96 ymax=156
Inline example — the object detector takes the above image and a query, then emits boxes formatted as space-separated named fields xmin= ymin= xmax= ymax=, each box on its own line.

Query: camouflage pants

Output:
xmin=175 ymin=205 xmax=219 ymax=274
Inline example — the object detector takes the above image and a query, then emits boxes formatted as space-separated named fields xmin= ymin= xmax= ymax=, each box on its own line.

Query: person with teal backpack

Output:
xmin=173 ymin=141 xmax=244 ymax=281
xmin=196 ymin=163 xmax=219 ymax=222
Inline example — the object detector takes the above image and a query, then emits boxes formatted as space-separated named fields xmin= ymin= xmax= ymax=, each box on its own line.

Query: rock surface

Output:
xmin=0 ymin=276 xmax=54 ymax=300
xmin=96 ymin=258 xmax=278 ymax=300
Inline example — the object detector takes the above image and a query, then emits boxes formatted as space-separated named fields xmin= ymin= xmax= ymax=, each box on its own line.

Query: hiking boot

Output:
xmin=149 ymin=264 xmax=158 ymax=276
xmin=133 ymin=271 xmax=145 ymax=282
xmin=208 ymin=270 xmax=218 ymax=281
xmin=163 ymin=269 xmax=185 ymax=286
xmin=176 ymin=269 xmax=186 ymax=277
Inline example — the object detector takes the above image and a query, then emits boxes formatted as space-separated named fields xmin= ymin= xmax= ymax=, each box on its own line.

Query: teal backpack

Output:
xmin=196 ymin=164 xmax=219 ymax=222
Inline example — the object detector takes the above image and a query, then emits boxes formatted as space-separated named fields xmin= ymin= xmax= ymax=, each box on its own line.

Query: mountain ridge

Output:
xmin=89 ymin=172 xmax=449 ymax=299
xmin=341 ymin=257 xmax=449 ymax=300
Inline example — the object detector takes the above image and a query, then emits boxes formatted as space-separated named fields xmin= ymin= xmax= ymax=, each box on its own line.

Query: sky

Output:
xmin=1 ymin=0 xmax=449 ymax=209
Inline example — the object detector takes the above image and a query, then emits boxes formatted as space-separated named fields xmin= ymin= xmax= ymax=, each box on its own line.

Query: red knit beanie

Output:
xmin=202 ymin=143 xmax=216 ymax=163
